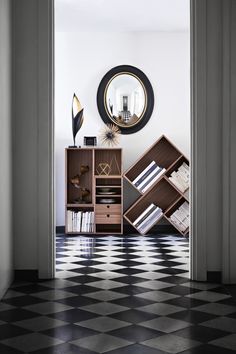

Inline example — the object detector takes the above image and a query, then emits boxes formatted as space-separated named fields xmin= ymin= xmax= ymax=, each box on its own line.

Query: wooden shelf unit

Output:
xmin=65 ymin=148 xmax=123 ymax=235
xmin=123 ymin=135 xmax=189 ymax=236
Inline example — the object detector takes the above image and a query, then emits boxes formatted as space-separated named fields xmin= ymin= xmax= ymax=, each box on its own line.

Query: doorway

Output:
xmin=54 ymin=0 xmax=191 ymax=278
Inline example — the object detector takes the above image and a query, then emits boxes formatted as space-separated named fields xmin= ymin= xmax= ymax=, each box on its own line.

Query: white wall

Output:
xmin=55 ymin=31 xmax=190 ymax=226
xmin=0 ymin=0 xmax=13 ymax=298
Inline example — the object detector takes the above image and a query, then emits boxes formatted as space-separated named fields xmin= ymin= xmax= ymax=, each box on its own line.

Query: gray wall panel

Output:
xmin=0 ymin=0 xmax=13 ymax=298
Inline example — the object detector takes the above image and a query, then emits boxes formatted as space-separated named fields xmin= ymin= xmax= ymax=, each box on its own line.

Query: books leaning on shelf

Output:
xmin=169 ymin=201 xmax=189 ymax=233
xmin=169 ymin=162 xmax=189 ymax=193
xmin=67 ymin=210 xmax=94 ymax=233
xmin=132 ymin=161 xmax=166 ymax=193
xmin=133 ymin=203 xmax=163 ymax=235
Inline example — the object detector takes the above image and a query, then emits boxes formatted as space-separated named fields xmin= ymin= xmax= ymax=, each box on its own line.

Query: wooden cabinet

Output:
xmin=65 ymin=148 xmax=123 ymax=235
xmin=123 ymin=135 xmax=190 ymax=236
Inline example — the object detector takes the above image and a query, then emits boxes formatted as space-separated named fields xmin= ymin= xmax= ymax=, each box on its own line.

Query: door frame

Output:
xmin=38 ymin=0 xmax=208 ymax=281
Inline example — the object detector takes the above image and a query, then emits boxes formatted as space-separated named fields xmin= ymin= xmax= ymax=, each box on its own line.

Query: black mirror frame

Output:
xmin=97 ymin=65 xmax=154 ymax=134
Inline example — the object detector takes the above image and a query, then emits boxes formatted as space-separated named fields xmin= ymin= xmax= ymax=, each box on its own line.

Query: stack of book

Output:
xmin=67 ymin=210 xmax=94 ymax=233
xmin=132 ymin=161 xmax=166 ymax=193
xmin=133 ymin=203 xmax=163 ymax=234
xmin=168 ymin=162 xmax=189 ymax=193
xmin=169 ymin=201 xmax=189 ymax=232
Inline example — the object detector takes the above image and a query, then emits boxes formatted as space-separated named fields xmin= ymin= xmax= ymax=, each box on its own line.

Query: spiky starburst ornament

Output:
xmin=99 ymin=124 xmax=121 ymax=147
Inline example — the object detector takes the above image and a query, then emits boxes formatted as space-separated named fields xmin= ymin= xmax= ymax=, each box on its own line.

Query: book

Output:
xmin=132 ymin=161 xmax=157 ymax=186
xmin=138 ymin=207 xmax=163 ymax=231
xmin=133 ymin=203 xmax=156 ymax=226
xmin=81 ymin=213 xmax=86 ymax=232
xmin=67 ymin=210 xmax=73 ymax=232
xmin=169 ymin=201 xmax=190 ymax=232
xmin=91 ymin=212 xmax=94 ymax=232
xmin=137 ymin=166 xmax=162 ymax=190
xmin=141 ymin=168 xmax=166 ymax=193
xmin=134 ymin=204 xmax=158 ymax=228
xmin=138 ymin=208 xmax=163 ymax=234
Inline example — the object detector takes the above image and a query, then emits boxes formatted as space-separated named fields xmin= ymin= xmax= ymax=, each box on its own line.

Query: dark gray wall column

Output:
xmin=0 ymin=0 xmax=13 ymax=298
xmin=191 ymin=0 xmax=236 ymax=283
xmin=13 ymin=0 xmax=54 ymax=277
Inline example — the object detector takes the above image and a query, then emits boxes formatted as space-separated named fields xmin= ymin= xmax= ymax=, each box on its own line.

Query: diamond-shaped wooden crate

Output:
xmin=123 ymin=135 xmax=189 ymax=236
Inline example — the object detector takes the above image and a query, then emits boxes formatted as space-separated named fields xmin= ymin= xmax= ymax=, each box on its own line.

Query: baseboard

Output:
xmin=56 ymin=224 xmax=179 ymax=235
xmin=0 ymin=269 xmax=13 ymax=300
xmin=14 ymin=270 xmax=39 ymax=282
xmin=56 ymin=225 xmax=65 ymax=234
xmin=207 ymin=271 xmax=222 ymax=283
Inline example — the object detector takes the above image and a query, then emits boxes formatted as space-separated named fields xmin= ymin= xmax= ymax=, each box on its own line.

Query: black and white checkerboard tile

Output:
xmin=0 ymin=234 xmax=236 ymax=353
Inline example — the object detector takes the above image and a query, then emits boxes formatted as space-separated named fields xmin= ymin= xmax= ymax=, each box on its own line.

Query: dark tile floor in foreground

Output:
xmin=0 ymin=234 xmax=236 ymax=353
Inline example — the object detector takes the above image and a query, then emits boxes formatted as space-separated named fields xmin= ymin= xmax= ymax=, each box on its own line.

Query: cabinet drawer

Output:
xmin=95 ymin=204 xmax=121 ymax=214
xmin=95 ymin=214 xmax=121 ymax=224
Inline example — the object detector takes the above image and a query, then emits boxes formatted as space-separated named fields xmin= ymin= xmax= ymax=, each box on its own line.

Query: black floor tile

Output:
xmin=2 ymin=296 xmax=47 ymax=307
xmin=106 ymin=343 xmax=167 ymax=354
xmin=42 ymin=323 xmax=99 ymax=341
xmin=173 ymin=325 xmax=230 ymax=343
xmin=108 ymin=324 xmax=163 ymax=342
xmin=0 ymin=324 xmax=30 ymax=340
xmin=0 ymin=309 xmax=38 ymax=322
xmin=180 ymin=344 xmax=236 ymax=354
xmin=109 ymin=309 xmax=158 ymax=324
xmin=0 ymin=343 xmax=23 ymax=354
xmin=49 ymin=308 xmax=99 ymax=322
xmin=30 ymin=343 xmax=97 ymax=354
xmin=169 ymin=309 xmax=218 ymax=324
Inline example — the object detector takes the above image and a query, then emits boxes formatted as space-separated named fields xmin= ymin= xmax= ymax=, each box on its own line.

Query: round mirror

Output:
xmin=97 ymin=65 xmax=154 ymax=134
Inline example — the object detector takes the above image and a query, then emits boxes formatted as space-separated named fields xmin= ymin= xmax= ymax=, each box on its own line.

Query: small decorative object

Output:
xmin=96 ymin=162 xmax=111 ymax=176
xmin=84 ymin=136 xmax=97 ymax=146
xmin=70 ymin=93 xmax=84 ymax=147
xmin=99 ymin=198 xmax=116 ymax=204
xmin=99 ymin=123 xmax=120 ymax=147
xmin=70 ymin=165 xmax=90 ymax=203
xmin=110 ymin=155 xmax=121 ymax=175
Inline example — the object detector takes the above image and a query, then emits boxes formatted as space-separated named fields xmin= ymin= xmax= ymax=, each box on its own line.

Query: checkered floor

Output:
xmin=0 ymin=234 xmax=236 ymax=353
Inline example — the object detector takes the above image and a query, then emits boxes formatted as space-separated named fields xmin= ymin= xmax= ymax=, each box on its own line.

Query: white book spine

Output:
xmin=132 ymin=161 xmax=156 ymax=185
xmin=91 ymin=212 xmax=94 ymax=232
xmin=169 ymin=176 xmax=185 ymax=193
xmin=86 ymin=212 xmax=89 ymax=232
xmin=170 ymin=215 xmax=186 ymax=232
xmin=79 ymin=211 xmax=82 ymax=232
xmin=67 ymin=211 xmax=72 ymax=232
xmin=133 ymin=203 xmax=156 ymax=226
xmin=81 ymin=213 xmax=84 ymax=232
xmin=137 ymin=166 xmax=162 ymax=190
xmin=138 ymin=208 xmax=163 ymax=234
xmin=142 ymin=168 xmax=166 ymax=193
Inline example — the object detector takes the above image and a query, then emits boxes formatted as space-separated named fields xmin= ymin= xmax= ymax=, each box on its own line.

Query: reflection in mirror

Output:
xmin=105 ymin=74 xmax=146 ymax=127
xmin=97 ymin=65 xmax=154 ymax=134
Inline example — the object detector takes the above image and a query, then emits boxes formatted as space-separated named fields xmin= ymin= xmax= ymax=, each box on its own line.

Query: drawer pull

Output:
xmin=107 ymin=205 xmax=110 ymax=208
xmin=107 ymin=214 xmax=110 ymax=217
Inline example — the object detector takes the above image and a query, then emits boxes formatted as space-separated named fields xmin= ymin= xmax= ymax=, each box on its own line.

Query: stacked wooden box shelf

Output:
xmin=123 ymin=135 xmax=189 ymax=236
xmin=65 ymin=148 xmax=123 ymax=235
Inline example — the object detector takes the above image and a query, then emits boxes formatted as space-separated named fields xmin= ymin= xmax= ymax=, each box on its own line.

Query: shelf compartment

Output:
xmin=165 ymin=156 xmax=189 ymax=196
xmin=124 ymin=136 xmax=182 ymax=185
xmin=96 ymin=197 xmax=121 ymax=205
xmin=165 ymin=155 xmax=189 ymax=177
xmin=66 ymin=208 xmax=95 ymax=234
xmin=124 ymin=178 xmax=180 ymax=225
xmin=96 ymin=186 xmax=121 ymax=198
xmin=164 ymin=197 xmax=189 ymax=236
xmin=96 ymin=224 xmax=121 ymax=234
xmin=95 ymin=149 xmax=122 ymax=176
xmin=66 ymin=149 xmax=93 ymax=205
